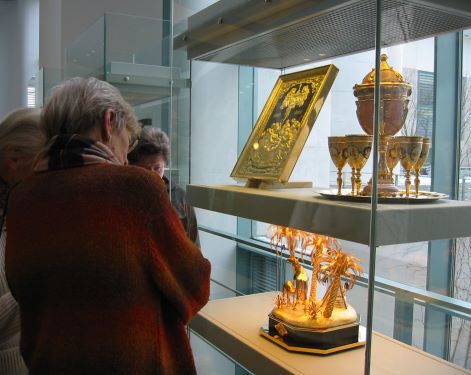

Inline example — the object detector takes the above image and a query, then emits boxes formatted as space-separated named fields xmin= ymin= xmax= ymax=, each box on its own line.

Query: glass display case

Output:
xmin=63 ymin=11 xmax=191 ymax=187
xmin=171 ymin=0 xmax=471 ymax=373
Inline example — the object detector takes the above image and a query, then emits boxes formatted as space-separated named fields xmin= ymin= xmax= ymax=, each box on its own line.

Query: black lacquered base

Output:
xmin=261 ymin=314 xmax=365 ymax=355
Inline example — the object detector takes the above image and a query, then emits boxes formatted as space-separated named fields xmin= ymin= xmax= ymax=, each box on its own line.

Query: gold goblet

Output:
xmin=346 ymin=134 xmax=372 ymax=196
xmin=395 ymin=136 xmax=423 ymax=197
xmin=328 ymin=136 xmax=349 ymax=195
xmin=414 ymin=137 xmax=431 ymax=196
xmin=386 ymin=137 xmax=399 ymax=181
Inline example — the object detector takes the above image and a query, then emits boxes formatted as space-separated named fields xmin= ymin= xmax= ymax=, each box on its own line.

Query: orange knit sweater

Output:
xmin=5 ymin=164 xmax=211 ymax=374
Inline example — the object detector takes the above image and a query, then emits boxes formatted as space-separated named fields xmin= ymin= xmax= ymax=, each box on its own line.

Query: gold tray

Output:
xmin=318 ymin=189 xmax=448 ymax=204
xmin=259 ymin=325 xmax=366 ymax=355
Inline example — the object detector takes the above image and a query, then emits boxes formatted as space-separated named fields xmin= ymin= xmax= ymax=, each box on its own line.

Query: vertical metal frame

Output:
xmin=161 ymin=0 xmax=171 ymax=162
xmin=103 ymin=14 xmax=108 ymax=82
xmin=169 ymin=0 xmax=191 ymax=190
xmin=237 ymin=65 xmax=256 ymax=239
xmin=236 ymin=66 xmax=256 ymax=295
xmin=431 ymin=33 xmax=462 ymax=199
xmin=364 ymin=0 xmax=383 ymax=373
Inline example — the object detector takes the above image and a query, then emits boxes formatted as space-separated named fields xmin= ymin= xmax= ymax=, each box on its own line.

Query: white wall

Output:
xmin=191 ymin=60 xmax=239 ymax=187
xmin=0 ymin=0 xmax=39 ymax=118
xmin=38 ymin=0 xmax=61 ymax=71
xmin=190 ymin=60 xmax=239 ymax=291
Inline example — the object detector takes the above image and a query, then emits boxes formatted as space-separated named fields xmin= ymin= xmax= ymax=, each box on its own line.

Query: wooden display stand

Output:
xmin=245 ymin=179 xmax=312 ymax=189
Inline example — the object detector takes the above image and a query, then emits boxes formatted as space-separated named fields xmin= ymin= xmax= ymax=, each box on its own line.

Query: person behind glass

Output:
xmin=0 ymin=108 xmax=45 ymax=375
xmin=128 ymin=126 xmax=201 ymax=247
xmin=5 ymin=77 xmax=211 ymax=375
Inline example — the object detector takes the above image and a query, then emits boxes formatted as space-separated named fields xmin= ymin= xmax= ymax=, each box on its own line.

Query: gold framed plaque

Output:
xmin=231 ymin=65 xmax=338 ymax=185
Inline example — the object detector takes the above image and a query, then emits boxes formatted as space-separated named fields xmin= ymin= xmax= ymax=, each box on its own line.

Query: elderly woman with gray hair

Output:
xmin=128 ymin=127 xmax=200 ymax=247
xmin=0 ymin=107 xmax=45 ymax=375
xmin=5 ymin=77 xmax=211 ymax=375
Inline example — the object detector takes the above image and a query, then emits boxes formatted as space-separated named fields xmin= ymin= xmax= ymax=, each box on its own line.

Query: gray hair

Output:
xmin=41 ymin=77 xmax=140 ymax=140
xmin=127 ymin=127 xmax=170 ymax=165
xmin=0 ymin=107 xmax=45 ymax=159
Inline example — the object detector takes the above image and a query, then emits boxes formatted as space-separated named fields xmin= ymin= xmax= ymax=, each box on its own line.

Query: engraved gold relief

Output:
xmin=231 ymin=65 xmax=339 ymax=184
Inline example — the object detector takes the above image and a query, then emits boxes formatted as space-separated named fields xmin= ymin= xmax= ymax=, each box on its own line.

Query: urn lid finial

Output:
xmin=352 ymin=53 xmax=412 ymax=136
xmin=359 ymin=54 xmax=409 ymax=86
xmin=353 ymin=53 xmax=412 ymax=98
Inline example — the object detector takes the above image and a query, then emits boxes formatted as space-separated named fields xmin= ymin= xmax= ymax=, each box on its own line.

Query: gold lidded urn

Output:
xmin=353 ymin=54 xmax=412 ymax=195
xmin=353 ymin=54 xmax=412 ymax=137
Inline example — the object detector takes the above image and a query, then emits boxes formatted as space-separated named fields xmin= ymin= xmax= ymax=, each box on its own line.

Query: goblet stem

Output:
xmin=414 ymin=169 xmax=420 ymax=197
xmin=378 ymin=136 xmax=390 ymax=181
xmin=337 ymin=168 xmax=343 ymax=195
xmin=351 ymin=168 xmax=356 ymax=195
xmin=405 ymin=169 xmax=412 ymax=197
xmin=355 ymin=170 xmax=362 ymax=196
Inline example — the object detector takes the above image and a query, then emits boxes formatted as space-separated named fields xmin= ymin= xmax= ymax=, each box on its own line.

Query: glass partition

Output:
xmin=64 ymin=12 xmax=171 ymax=76
xmin=64 ymin=13 xmax=176 ymax=106
xmin=64 ymin=16 xmax=105 ymax=79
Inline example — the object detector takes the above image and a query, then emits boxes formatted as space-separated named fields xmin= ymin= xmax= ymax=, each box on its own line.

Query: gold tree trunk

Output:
xmin=322 ymin=276 xmax=341 ymax=318
xmin=309 ymin=252 xmax=321 ymax=303
xmin=287 ymin=236 xmax=297 ymax=259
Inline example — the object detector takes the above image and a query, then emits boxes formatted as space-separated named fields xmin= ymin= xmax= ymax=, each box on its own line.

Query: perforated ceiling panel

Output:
xmin=175 ymin=0 xmax=471 ymax=69
xmin=382 ymin=0 xmax=471 ymax=45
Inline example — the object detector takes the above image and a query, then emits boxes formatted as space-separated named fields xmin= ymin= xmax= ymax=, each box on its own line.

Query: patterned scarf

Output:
xmin=34 ymin=134 xmax=120 ymax=172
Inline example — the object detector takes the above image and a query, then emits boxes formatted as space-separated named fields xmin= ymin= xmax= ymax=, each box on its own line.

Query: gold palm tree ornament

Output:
xmin=319 ymin=250 xmax=362 ymax=318
xmin=263 ymin=225 xmax=365 ymax=354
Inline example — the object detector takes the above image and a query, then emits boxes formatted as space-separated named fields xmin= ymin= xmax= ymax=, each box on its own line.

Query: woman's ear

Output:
xmin=101 ymin=109 xmax=116 ymax=142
